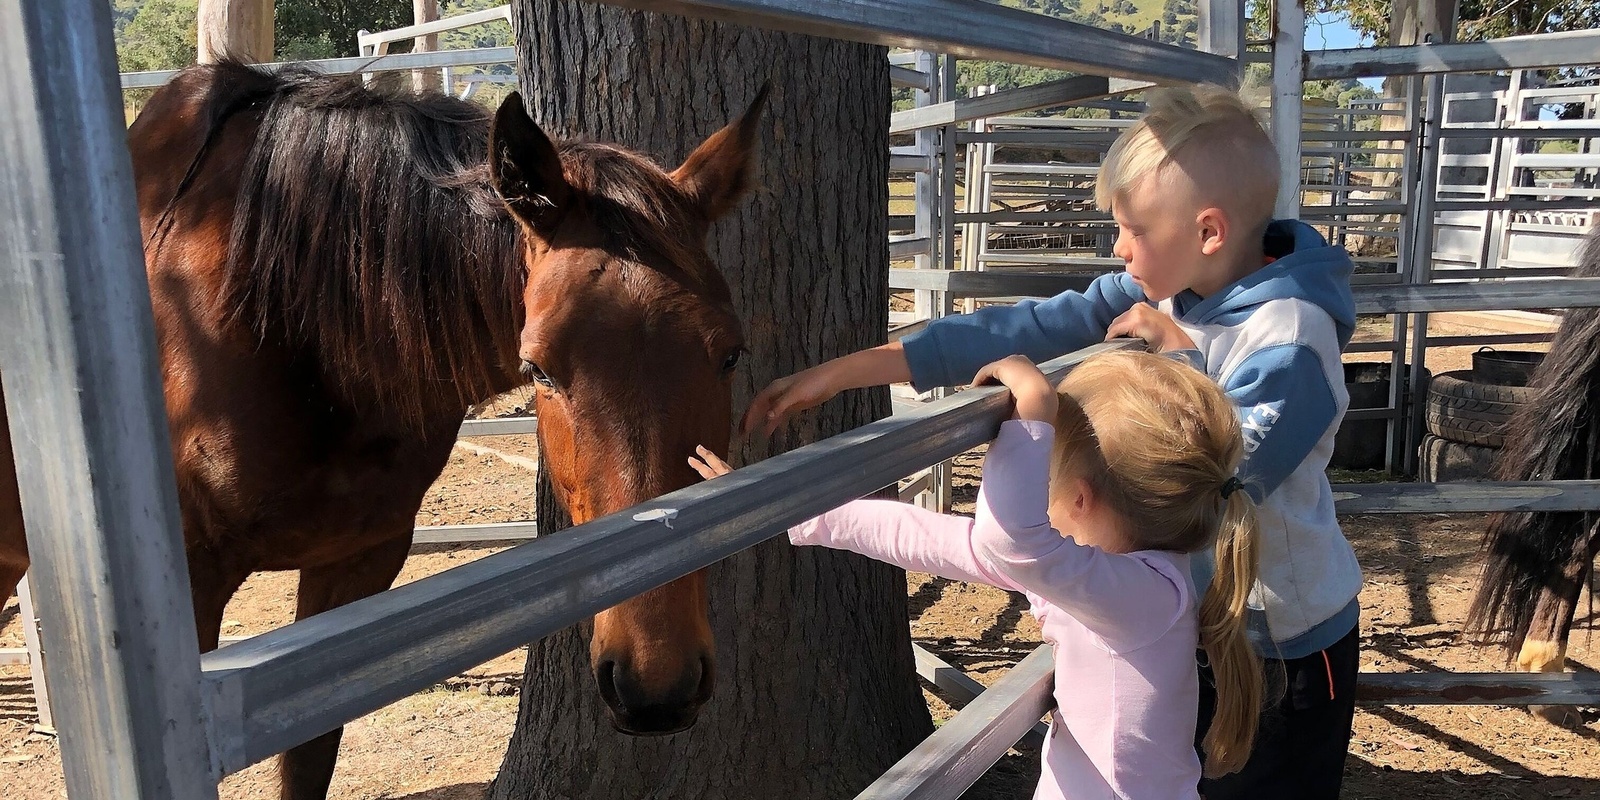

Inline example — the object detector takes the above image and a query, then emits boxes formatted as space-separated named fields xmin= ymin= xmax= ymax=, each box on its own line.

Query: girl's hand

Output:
xmin=971 ymin=355 xmax=1058 ymax=422
xmin=688 ymin=445 xmax=734 ymax=480
xmin=1105 ymin=303 xmax=1196 ymax=353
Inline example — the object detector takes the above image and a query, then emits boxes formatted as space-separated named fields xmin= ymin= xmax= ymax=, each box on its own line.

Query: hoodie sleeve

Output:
xmin=899 ymin=272 xmax=1147 ymax=392
xmin=1223 ymin=342 xmax=1340 ymax=501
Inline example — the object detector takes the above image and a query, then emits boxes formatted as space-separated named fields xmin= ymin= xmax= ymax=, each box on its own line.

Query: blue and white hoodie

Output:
xmin=901 ymin=220 xmax=1361 ymax=658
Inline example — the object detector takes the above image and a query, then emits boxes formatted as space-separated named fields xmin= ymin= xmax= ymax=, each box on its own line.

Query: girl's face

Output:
xmin=1048 ymin=473 xmax=1136 ymax=554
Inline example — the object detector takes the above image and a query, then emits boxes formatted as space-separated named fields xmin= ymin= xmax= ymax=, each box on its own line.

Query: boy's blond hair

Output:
xmin=1095 ymin=84 xmax=1280 ymax=242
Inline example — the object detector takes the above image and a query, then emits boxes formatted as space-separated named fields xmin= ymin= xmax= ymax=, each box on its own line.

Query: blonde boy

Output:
xmin=746 ymin=85 xmax=1361 ymax=798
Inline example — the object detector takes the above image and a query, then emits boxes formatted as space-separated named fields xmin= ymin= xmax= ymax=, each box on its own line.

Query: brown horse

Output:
xmin=0 ymin=61 xmax=763 ymax=799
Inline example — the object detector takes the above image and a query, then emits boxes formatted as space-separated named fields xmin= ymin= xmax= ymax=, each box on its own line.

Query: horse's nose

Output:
xmin=595 ymin=655 xmax=713 ymax=736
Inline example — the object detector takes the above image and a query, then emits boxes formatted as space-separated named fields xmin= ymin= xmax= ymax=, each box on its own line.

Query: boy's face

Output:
xmin=1110 ymin=179 xmax=1204 ymax=302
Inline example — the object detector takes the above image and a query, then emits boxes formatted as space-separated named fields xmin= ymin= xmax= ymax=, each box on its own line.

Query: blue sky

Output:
xmin=1306 ymin=11 xmax=1386 ymax=90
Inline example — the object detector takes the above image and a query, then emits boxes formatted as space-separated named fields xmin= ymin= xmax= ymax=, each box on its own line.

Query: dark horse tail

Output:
xmin=1468 ymin=226 xmax=1600 ymax=653
xmin=142 ymin=59 xmax=524 ymax=424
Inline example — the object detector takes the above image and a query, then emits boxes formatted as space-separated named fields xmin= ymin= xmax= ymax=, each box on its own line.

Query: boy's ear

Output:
xmin=1196 ymin=206 xmax=1228 ymax=257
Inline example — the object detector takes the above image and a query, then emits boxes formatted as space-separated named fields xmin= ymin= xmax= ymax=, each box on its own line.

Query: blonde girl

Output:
xmin=693 ymin=350 xmax=1262 ymax=799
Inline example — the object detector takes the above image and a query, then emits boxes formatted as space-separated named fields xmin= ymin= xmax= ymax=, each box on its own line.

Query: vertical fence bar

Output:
xmin=1199 ymin=0 xmax=1246 ymax=84
xmin=1270 ymin=0 xmax=1305 ymax=220
xmin=16 ymin=575 xmax=54 ymax=731
xmin=0 ymin=2 xmax=218 ymax=797
xmin=1388 ymin=81 xmax=1421 ymax=475
xmin=1405 ymin=71 xmax=1446 ymax=479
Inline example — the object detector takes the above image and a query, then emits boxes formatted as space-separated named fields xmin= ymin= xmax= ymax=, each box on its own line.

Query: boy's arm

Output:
xmin=900 ymin=271 xmax=1147 ymax=391
xmin=1222 ymin=341 xmax=1341 ymax=500
xmin=742 ymin=272 xmax=1144 ymax=435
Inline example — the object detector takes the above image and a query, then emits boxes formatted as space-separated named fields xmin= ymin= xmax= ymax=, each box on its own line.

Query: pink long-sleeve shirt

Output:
xmin=789 ymin=420 xmax=1202 ymax=800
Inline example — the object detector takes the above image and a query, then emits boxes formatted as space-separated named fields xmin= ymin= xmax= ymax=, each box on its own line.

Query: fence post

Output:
xmin=0 ymin=3 xmax=218 ymax=797
xmin=1271 ymin=0 xmax=1306 ymax=220
xmin=16 ymin=576 xmax=53 ymax=731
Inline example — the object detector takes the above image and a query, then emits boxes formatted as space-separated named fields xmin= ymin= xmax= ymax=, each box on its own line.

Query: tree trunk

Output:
xmin=412 ymin=0 xmax=440 ymax=94
xmin=488 ymin=2 xmax=932 ymax=798
xmin=196 ymin=0 xmax=273 ymax=63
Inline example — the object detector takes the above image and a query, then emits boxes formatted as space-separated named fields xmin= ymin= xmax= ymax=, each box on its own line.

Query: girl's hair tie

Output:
xmin=1220 ymin=476 xmax=1244 ymax=499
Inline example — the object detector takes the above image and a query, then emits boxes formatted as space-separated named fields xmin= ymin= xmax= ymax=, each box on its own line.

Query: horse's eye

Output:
xmin=721 ymin=349 xmax=743 ymax=374
xmin=521 ymin=359 xmax=555 ymax=388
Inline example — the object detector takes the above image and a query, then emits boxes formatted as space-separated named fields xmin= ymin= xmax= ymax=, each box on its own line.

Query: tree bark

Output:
xmin=196 ymin=0 xmax=273 ymax=64
xmin=488 ymin=2 xmax=932 ymax=798
xmin=412 ymin=0 xmax=440 ymax=93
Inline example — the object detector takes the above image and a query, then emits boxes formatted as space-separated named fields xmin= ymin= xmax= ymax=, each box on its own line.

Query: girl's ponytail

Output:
xmin=1197 ymin=488 xmax=1263 ymax=776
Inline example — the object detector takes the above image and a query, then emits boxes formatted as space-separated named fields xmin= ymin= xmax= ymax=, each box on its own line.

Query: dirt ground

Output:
xmin=3 ymin=314 xmax=1591 ymax=800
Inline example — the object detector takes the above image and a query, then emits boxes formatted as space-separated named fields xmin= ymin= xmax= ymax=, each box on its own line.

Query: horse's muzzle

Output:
xmin=596 ymin=655 xmax=714 ymax=736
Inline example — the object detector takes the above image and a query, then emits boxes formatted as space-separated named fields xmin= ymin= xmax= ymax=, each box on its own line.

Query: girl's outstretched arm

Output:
xmin=689 ymin=447 xmax=1020 ymax=590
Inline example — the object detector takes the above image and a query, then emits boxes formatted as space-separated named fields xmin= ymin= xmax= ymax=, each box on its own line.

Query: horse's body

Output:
xmin=0 ymin=61 xmax=762 ymax=799
xmin=1471 ymin=226 xmax=1600 ymax=677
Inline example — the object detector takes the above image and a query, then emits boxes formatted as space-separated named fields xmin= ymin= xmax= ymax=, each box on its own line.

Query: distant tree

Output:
xmin=116 ymin=0 xmax=199 ymax=72
xmin=277 ymin=0 xmax=413 ymax=59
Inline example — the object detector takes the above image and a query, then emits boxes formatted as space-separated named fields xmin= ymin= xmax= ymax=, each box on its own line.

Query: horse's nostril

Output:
xmin=596 ymin=660 xmax=622 ymax=709
xmin=694 ymin=656 xmax=714 ymax=702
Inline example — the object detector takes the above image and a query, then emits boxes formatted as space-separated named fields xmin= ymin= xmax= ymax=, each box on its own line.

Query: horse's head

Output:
xmin=488 ymin=89 xmax=765 ymax=735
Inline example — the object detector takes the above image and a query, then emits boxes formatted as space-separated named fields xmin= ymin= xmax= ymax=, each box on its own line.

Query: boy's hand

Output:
xmin=688 ymin=445 xmax=734 ymax=480
xmin=742 ymin=344 xmax=915 ymax=437
xmin=971 ymin=355 xmax=1058 ymax=422
xmin=1106 ymin=304 xmax=1196 ymax=354
xmin=742 ymin=363 xmax=841 ymax=437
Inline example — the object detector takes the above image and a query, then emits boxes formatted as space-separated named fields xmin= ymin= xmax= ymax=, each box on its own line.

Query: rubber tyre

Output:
xmin=1417 ymin=433 xmax=1500 ymax=483
xmin=1424 ymin=370 xmax=1535 ymax=448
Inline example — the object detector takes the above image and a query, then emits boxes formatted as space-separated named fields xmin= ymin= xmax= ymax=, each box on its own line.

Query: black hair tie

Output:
xmin=1220 ymin=476 xmax=1244 ymax=499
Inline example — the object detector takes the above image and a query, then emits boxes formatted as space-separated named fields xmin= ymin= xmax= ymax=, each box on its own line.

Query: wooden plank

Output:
xmin=590 ymin=1 xmax=1238 ymax=85
xmin=1333 ymin=480 xmax=1600 ymax=515
xmin=0 ymin=2 xmax=217 ymax=795
xmin=857 ymin=645 xmax=1055 ymax=799
xmin=198 ymin=342 xmax=1142 ymax=776
xmin=912 ymin=645 xmax=1047 ymax=749
xmin=890 ymin=75 xmax=1147 ymax=135
xmin=1358 ymin=672 xmax=1600 ymax=706
xmin=1307 ymin=29 xmax=1600 ymax=80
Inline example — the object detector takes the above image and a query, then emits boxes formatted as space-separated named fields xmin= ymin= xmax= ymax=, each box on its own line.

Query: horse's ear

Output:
xmin=671 ymin=82 xmax=769 ymax=221
xmin=489 ymin=92 xmax=569 ymax=237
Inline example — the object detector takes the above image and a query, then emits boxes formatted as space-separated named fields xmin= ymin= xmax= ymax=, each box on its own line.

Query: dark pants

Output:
xmin=1196 ymin=622 xmax=1359 ymax=800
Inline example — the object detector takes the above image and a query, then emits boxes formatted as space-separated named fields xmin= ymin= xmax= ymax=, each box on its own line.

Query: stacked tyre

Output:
xmin=1420 ymin=349 xmax=1544 ymax=482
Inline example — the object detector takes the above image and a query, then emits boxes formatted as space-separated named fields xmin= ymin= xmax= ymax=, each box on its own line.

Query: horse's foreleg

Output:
xmin=0 ymin=560 xmax=25 ymax=612
xmin=188 ymin=551 xmax=250 ymax=653
xmin=278 ymin=536 xmax=412 ymax=800
xmin=1516 ymin=517 xmax=1600 ymax=722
